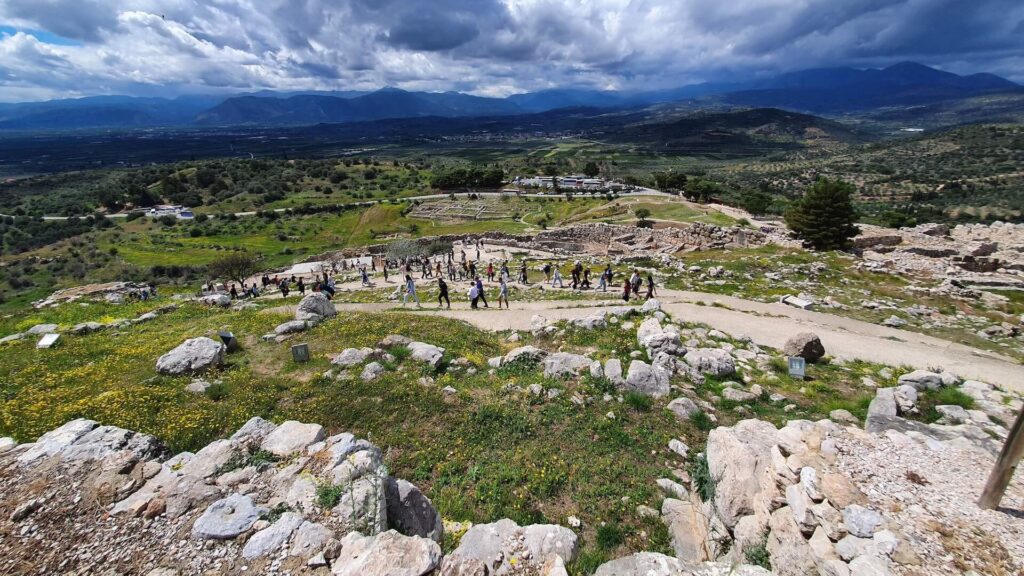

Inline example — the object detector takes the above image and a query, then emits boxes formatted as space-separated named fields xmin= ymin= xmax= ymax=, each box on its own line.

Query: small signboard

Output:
xmin=291 ymin=343 xmax=310 ymax=363
xmin=37 ymin=333 xmax=60 ymax=349
xmin=788 ymin=356 xmax=806 ymax=379
xmin=219 ymin=330 xmax=239 ymax=353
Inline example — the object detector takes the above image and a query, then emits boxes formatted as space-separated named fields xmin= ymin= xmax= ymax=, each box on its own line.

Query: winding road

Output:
xmin=275 ymin=286 xmax=1024 ymax=393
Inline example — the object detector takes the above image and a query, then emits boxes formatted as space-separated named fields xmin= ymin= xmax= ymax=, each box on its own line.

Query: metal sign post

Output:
xmin=788 ymin=356 xmax=806 ymax=379
xmin=291 ymin=343 xmax=310 ymax=363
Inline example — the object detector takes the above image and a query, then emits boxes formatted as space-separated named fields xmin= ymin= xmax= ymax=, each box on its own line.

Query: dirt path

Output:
xmin=271 ymin=287 xmax=1024 ymax=392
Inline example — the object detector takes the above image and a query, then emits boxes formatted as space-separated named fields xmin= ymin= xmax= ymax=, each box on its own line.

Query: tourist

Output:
xmin=297 ymin=277 xmax=305 ymax=295
xmin=475 ymin=276 xmax=489 ymax=308
xmin=497 ymin=276 xmax=509 ymax=309
xmin=383 ymin=265 xmax=389 ymax=283
xmin=324 ymin=277 xmax=336 ymax=298
xmin=469 ymin=281 xmax=479 ymax=309
xmin=230 ymin=284 xmax=238 ymax=299
xmin=582 ymin=268 xmax=591 ymax=290
xmin=551 ymin=266 xmax=563 ymax=288
xmin=280 ymin=280 xmax=290 ymax=298
xmin=543 ymin=262 xmax=552 ymax=280
xmin=623 ymin=278 xmax=632 ymax=302
xmin=403 ymin=275 xmax=420 ymax=307
xmin=361 ymin=267 xmax=371 ymax=287
xmin=596 ymin=269 xmax=607 ymax=292
xmin=645 ymin=273 xmax=657 ymax=300
xmin=487 ymin=262 xmax=495 ymax=282
xmin=630 ymin=269 xmax=642 ymax=295
xmin=437 ymin=278 xmax=450 ymax=309
xmin=519 ymin=262 xmax=529 ymax=284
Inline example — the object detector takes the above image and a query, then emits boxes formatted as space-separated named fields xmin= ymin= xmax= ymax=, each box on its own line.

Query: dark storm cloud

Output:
xmin=0 ymin=0 xmax=1021 ymax=101
xmin=385 ymin=11 xmax=480 ymax=51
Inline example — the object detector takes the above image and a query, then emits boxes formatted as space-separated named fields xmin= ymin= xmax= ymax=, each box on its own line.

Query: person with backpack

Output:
xmin=437 ymin=278 xmax=450 ymax=309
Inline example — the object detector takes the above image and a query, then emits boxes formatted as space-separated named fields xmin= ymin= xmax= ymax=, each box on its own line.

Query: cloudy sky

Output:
xmin=1 ymin=0 xmax=1022 ymax=102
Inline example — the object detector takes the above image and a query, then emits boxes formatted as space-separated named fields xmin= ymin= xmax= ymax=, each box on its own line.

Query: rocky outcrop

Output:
xmin=155 ymin=337 xmax=226 ymax=375
xmin=295 ymin=293 xmax=337 ymax=322
xmin=442 ymin=519 xmax=578 ymax=575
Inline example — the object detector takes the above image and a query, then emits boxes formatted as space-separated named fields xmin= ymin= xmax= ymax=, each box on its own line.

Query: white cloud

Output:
xmin=0 ymin=0 xmax=1020 ymax=101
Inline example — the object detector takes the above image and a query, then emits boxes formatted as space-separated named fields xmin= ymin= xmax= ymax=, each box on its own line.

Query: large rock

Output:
xmin=842 ymin=505 xmax=882 ymax=538
xmin=571 ymin=312 xmax=606 ymax=330
xmin=199 ymin=294 xmax=232 ymax=307
xmin=782 ymin=333 xmax=825 ymax=363
xmin=156 ymin=337 xmax=226 ymax=375
xmin=622 ymin=360 xmax=670 ymax=398
xmin=504 ymin=345 xmax=548 ymax=365
xmin=407 ymin=342 xmax=445 ymax=368
xmin=242 ymin=512 xmax=305 ymax=559
xmin=386 ymin=477 xmax=443 ymax=542
xmin=593 ymin=552 xmax=686 ymax=576
xmin=766 ymin=507 xmax=818 ymax=576
xmin=684 ymin=349 xmax=735 ymax=378
xmin=637 ymin=317 xmax=664 ymax=347
xmin=332 ymin=347 xmax=376 ymax=367
xmin=260 ymin=421 xmax=326 ymax=457
xmin=26 ymin=323 xmax=59 ymax=335
xmin=296 ymin=293 xmax=336 ymax=322
xmin=593 ymin=554 xmax=770 ymax=576
xmin=705 ymin=419 xmax=779 ymax=530
xmin=662 ymin=498 xmax=712 ymax=562
xmin=332 ymin=530 xmax=442 ymax=576
xmin=444 ymin=519 xmax=578 ymax=575
xmin=542 ymin=352 xmax=592 ymax=379
xmin=191 ymin=493 xmax=265 ymax=540
xmin=275 ymin=320 xmax=309 ymax=335
xmin=604 ymin=358 xmax=624 ymax=385
xmin=667 ymin=397 xmax=700 ymax=421
xmin=897 ymin=370 xmax=944 ymax=391
xmin=16 ymin=418 xmax=98 ymax=464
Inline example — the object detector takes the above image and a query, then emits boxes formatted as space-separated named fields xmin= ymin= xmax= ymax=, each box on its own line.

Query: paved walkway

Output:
xmin=272 ymin=288 xmax=1024 ymax=392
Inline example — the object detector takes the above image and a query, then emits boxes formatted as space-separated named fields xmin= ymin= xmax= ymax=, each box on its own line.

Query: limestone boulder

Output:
xmin=443 ymin=519 xmax=578 ymax=575
xmin=385 ymin=477 xmax=443 ymax=542
xmin=260 ymin=421 xmax=326 ymax=457
xmin=156 ymin=337 xmax=226 ymax=375
xmin=407 ymin=341 xmax=445 ymax=368
xmin=543 ymin=352 xmax=592 ymax=379
xmin=191 ymin=493 xmax=265 ymax=540
xmin=782 ymin=333 xmax=825 ymax=363
xmin=667 ymin=397 xmax=700 ymax=421
xmin=705 ymin=419 xmax=780 ymax=530
xmin=331 ymin=530 xmax=442 ymax=576
xmin=684 ymin=348 xmax=736 ymax=378
xmin=504 ymin=345 xmax=548 ymax=365
xmin=332 ymin=347 xmax=376 ymax=367
xmin=897 ymin=370 xmax=944 ymax=391
xmin=296 ymin=293 xmax=336 ymax=322
xmin=622 ymin=360 xmax=670 ymax=398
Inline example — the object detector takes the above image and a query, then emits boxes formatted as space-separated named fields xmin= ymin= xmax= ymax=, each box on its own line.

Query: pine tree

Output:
xmin=784 ymin=178 xmax=860 ymax=250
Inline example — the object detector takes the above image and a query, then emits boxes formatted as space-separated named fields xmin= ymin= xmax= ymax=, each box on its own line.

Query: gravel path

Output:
xmin=279 ymin=286 xmax=1024 ymax=392
xmin=836 ymin=429 xmax=1024 ymax=575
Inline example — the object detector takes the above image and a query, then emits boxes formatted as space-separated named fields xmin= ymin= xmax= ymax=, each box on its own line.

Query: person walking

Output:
xmin=229 ymin=284 xmax=238 ymax=299
xmin=475 ymin=276 xmax=489 ymax=308
xmin=596 ymin=268 xmax=607 ymax=292
xmin=280 ymin=280 xmax=290 ymax=298
xmin=403 ymin=275 xmax=420 ymax=307
xmin=543 ymin=262 xmax=552 ymax=281
xmin=645 ymin=273 xmax=657 ymax=300
xmin=551 ymin=266 xmax=563 ymax=288
xmin=437 ymin=278 xmax=450 ymax=309
xmin=468 ymin=281 xmax=480 ymax=309
xmin=622 ymin=277 xmax=632 ymax=302
xmin=497 ymin=276 xmax=509 ymax=309
xmin=361 ymin=267 xmax=371 ymax=287
xmin=297 ymin=277 xmax=305 ymax=295
xmin=487 ymin=262 xmax=495 ymax=282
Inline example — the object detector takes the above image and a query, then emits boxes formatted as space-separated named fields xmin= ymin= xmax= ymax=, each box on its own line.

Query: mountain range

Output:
xmin=0 ymin=62 xmax=1019 ymax=131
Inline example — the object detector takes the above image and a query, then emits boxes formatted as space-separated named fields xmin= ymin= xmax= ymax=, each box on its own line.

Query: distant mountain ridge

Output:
xmin=0 ymin=62 xmax=1018 ymax=130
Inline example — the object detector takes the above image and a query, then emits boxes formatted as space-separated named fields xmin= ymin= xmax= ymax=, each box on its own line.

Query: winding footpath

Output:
xmin=303 ymin=287 xmax=1024 ymax=392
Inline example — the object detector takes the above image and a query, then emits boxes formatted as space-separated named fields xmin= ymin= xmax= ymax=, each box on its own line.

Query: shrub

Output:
xmin=744 ymin=538 xmax=772 ymax=570
xmin=690 ymin=453 xmax=715 ymax=502
xmin=624 ymin=391 xmax=653 ymax=412
xmin=596 ymin=523 xmax=625 ymax=550
xmin=689 ymin=411 xmax=715 ymax=432
xmin=316 ymin=483 xmax=346 ymax=509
